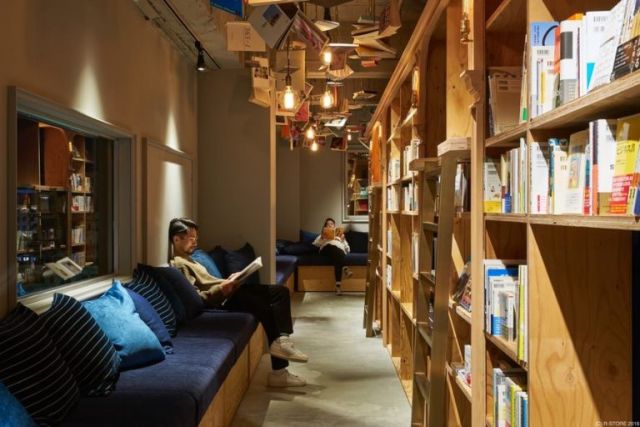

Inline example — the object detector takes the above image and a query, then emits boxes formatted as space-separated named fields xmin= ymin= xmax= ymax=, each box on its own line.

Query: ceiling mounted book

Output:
xmin=314 ymin=19 xmax=340 ymax=32
xmin=248 ymin=4 xmax=298 ymax=49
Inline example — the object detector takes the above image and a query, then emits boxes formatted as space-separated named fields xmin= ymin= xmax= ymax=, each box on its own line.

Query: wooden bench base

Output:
xmin=297 ymin=266 xmax=366 ymax=292
xmin=199 ymin=324 xmax=265 ymax=427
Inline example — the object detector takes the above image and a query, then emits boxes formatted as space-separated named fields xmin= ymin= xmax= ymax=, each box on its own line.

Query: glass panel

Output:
xmin=16 ymin=116 xmax=114 ymax=297
xmin=345 ymin=150 xmax=369 ymax=222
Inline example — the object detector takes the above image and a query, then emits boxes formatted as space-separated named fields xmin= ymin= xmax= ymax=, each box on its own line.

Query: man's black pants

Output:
xmin=320 ymin=244 xmax=347 ymax=281
xmin=224 ymin=283 xmax=293 ymax=370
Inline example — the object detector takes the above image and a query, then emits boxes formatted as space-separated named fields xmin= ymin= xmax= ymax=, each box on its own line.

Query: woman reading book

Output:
xmin=312 ymin=218 xmax=352 ymax=294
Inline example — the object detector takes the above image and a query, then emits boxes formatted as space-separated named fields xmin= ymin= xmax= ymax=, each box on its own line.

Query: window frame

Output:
xmin=7 ymin=87 xmax=137 ymax=310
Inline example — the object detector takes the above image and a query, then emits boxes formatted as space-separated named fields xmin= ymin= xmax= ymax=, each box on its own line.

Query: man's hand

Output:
xmin=220 ymin=272 xmax=241 ymax=296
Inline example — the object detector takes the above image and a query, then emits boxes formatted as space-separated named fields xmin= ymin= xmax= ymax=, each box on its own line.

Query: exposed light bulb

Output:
xmin=311 ymin=141 xmax=319 ymax=151
xmin=321 ymin=50 xmax=332 ymax=66
xmin=306 ymin=126 xmax=316 ymax=140
xmin=347 ymin=132 xmax=352 ymax=141
xmin=321 ymin=90 xmax=334 ymax=109
xmin=283 ymin=86 xmax=296 ymax=110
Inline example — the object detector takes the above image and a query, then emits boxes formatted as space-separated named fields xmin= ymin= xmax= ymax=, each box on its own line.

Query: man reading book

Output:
xmin=168 ymin=218 xmax=308 ymax=387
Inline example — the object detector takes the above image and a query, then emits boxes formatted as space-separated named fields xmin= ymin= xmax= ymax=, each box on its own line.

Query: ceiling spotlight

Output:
xmin=321 ymin=49 xmax=333 ymax=66
xmin=306 ymin=125 xmax=316 ymax=140
xmin=321 ymin=89 xmax=334 ymax=109
xmin=311 ymin=141 xmax=319 ymax=151
xmin=195 ymin=41 xmax=206 ymax=72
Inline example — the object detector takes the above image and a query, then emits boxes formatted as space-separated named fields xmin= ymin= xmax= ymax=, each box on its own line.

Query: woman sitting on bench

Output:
xmin=312 ymin=218 xmax=352 ymax=294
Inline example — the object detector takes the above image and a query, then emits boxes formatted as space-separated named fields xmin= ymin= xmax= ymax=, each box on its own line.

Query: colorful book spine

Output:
xmin=610 ymin=113 xmax=640 ymax=214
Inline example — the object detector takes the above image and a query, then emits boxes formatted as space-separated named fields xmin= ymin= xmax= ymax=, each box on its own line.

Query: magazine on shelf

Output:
xmin=46 ymin=257 xmax=83 ymax=281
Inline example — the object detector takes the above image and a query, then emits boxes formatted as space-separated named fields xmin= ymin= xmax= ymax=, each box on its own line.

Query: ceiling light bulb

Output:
xmin=321 ymin=90 xmax=334 ymax=109
xmin=283 ymin=86 xmax=296 ymax=110
xmin=347 ymin=133 xmax=352 ymax=141
xmin=321 ymin=50 xmax=332 ymax=66
xmin=311 ymin=141 xmax=319 ymax=151
xmin=306 ymin=126 xmax=316 ymax=140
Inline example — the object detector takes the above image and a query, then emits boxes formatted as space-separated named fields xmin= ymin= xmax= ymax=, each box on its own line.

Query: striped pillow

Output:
xmin=125 ymin=269 xmax=177 ymax=336
xmin=42 ymin=294 xmax=121 ymax=396
xmin=0 ymin=304 xmax=79 ymax=425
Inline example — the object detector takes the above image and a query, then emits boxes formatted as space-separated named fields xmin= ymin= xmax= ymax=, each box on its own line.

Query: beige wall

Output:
xmin=197 ymin=70 xmax=276 ymax=282
xmin=276 ymin=144 xmax=369 ymax=239
xmin=0 ymin=1 xmax=197 ymax=315
xmin=276 ymin=141 xmax=301 ymax=241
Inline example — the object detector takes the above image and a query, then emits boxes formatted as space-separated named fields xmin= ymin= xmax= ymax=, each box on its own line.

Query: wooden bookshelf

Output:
xmin=367 ymin=0 xmax=638 ymax=426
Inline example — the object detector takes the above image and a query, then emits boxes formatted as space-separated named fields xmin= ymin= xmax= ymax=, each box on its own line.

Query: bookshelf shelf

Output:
xmin=485 ymin=333 xmax=526 ymax=371
xmin=422 ymin=221 xmax=438 ymax=232
xmin=484 ymin=213 xmax=528 ymax=223
xmin=530 ymin=72 xmax=640 ymax=130
xmin=417 ymin=323 xmax=433 ymax=348
xmin=528 ymin=214 xmax=640 ymax=231
xmin=485 ymin=0 xmax=525 ymax=34
xmin=408 ymin=157 xmax=439 ymax=172
xmin=420 ymin=271 xmax=436 ymax=285
xmin=485 ymin=123 xmax=527 ymax=147
xmin=414 ymin=373 xmax=430 ymax=401
xmin=402 ymin=210 xmax=420 ymax=216
xmin=447 ymin=363 xmax=472 ymax=402
xmin=401 ymin=174 xmax=415 ymax=183
xmin=455 ymin=304 xmax=472 ymax=325
xmin=400 ymin=302 xmax=415 ymax=323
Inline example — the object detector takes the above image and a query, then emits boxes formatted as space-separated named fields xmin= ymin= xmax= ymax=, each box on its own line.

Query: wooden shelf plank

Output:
xmin=409 ymin=157 xmax=439 ymax=172
xmin=485 ymin=122 xmax=527 ymax=147
xmin=485 ymin=333 xmax=527 ymax=370
xmin=486 ymin=0 xmax=526 ymax=34
xmin=454 ymin=304 xmax=472 ymax=325
xmin=401 ymin=174 xmax=416 ymax=183
xmin=423 ymin=221 xmax=438 ymax=232
xmin=484 ymin=213 xmax=528 ymax=223
xmin=530 ymin=71 xmax=640 ymax=130
xmin=387 ymin=210 xmax=401 ymax=214
xmin=528 ymin=214 xmax=640 ymax=231
xmin=414 ymin=373 xmax=430 ymax=401
xmin=400 ymin=302 xmax=416 ymax=324
xmin=446 ymin=363 xmax=472 ymax=402
xmin=402 ymin=210 xmax=420 ymax=216
xmin=420 ymin=271 xmax=436 ymax=285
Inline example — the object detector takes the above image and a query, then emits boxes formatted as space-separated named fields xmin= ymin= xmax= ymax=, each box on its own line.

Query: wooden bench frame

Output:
xmin=297 ymin=265 xmax=367 ymax=292
xmin=198 ymin=324 xmax=266 ymax=427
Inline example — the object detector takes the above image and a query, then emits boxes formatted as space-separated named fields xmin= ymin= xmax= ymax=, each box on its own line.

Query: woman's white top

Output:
xmin=312 ymin=234 xmax=351 ymax=254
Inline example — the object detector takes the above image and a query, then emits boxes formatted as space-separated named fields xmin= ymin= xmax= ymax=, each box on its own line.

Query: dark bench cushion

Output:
xmin=178 ymin=312 xmax=257 ymax=359
xmin=295 ymin=252 xmax=367 ymax=267
xmin=276 ymin=255 xmax=298 ymax=285
xmin=344 ymin=253 xmax=368 ymax=266
xmin=344 ymin=230 xmax=369 ymax=253
xmin=62 ymin=335 xmax=236 ymax=427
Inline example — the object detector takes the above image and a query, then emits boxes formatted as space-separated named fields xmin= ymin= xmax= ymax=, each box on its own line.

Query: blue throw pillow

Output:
xmin=208 ymin=246 xmax=229 ymax=278
xmin=192 ymin=249 xmax=223 ymax=278
xmin=137 ymin=264 xmax=187 ymax=324
xmin=300 ymin=229 xmax=320 ymax=243
xmin=126 ymin=289 xmax=173 ymax=352
xmin=281 ymin=241 xmax=319 ymax=256
xmin=224 ymin=242 xmax=260 ymax=285
xmin=83 ymin=281 xmax=165 ymax=370
xmin=150 ymin=266 xmax=204 ymax=321
xmin=0 ymin=383 xmax=37 ymax=427
xmin=0 ymin=304 xmax=79 ymax=425
xmin=275 ymin=239 xmax=294 ymax=255
xmin=125 ymin=269 xmax=177 ymax=337
xmin=42 ymin=294 xmax=121 ymax=396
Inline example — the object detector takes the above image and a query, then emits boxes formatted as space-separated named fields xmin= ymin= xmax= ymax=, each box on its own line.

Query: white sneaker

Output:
xmin=335 ymin=282 xmax=342 ymax=295
xmin=268 ymin=369 xmax=307 ymax=387
xmin=269 ymin=336 xmax=309 ymax=363
xmin=342 ymin=266 xmax=353 ymax=278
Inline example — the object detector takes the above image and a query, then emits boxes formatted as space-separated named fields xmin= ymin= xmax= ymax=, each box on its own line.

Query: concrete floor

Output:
xmin=231 ymin=292 xmax=411 ymax=427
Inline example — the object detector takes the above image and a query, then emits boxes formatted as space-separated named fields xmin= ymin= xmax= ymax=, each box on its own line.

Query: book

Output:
xmin=377 ymin=0 xmax=401 ymax=39
xmin=484 ymin=260 xmax=524 ymax=333
xmin=221 ymin=257 xmax=264 ymax=305
xmin=247 ymin=4 xmax=297 ymax=49
xmin=590 ymin=119 xmax=618 ymax=214
xmin=46 ymin=256 xmax=83 ymax=281
xmin=249 ymin=56 xmax=271 ymax=108
xmin=580 ymin=12 xmax=610 ymax=94
xmin=530 ymin=141 xmax=550 ymax=214
xmin=226 ymin=22 xmax=266 ymax=52
xmin=610 ymin=113 xmax=640 ymax=214
xmin=564 ymin=129 xmax=589 ymax=214
xmin=529 ymin=22 xmax=558 ymax=117
xmin=289 ymin=11 xmax=329 ymax=54
xmin=548 ymin=138 xmax=570 ymax=214
xmin=322 ymin=227 xmax=343 ymax=240
xmin=488 ymin=67 xmax=522 ymax=135
xmin=557 ymin=15 xmax=583 ymax=106
xmin=591 ymin=0 xmax=628 ymax=90
xmin=610 ymin=35 xmax=640 ymax=80
xmin=484 ymin=157 xmax=502 ymax=213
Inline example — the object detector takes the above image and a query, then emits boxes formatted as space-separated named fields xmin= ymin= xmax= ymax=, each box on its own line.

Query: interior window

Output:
xmin=16 ymin=115 xmax=114 ymax=297
xmin=344 ymin=150 xmax=369 ymax=222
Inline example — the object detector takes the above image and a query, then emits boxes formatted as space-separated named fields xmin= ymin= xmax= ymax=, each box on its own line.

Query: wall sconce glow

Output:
xmin=165 ymin=111 xmax=180 ymax=151
xmin=73 ymin=60 xmax=104 ymax=121
xmin=306 ymin=125 xmax=316 ymax=140
xmin=321 ymin=50 xmax=332 ymax=66
xmin=310 ymin=141 xmax=319 ymax=151
xmin=283 ymin=85 xmax=296 ymax=110
xmin=321 ymin=90 xmax=334 ymax=109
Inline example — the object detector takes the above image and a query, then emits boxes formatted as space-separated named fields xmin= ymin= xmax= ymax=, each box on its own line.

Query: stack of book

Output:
xmin=387 ymin=187 xmax=399 ymax=211
xmin=488 ymin=67 xmax=522 ymax=136
xmin=493 ymin=366 xmax=528 ymax=427
xmin=411 ymin=232 xmax=419 ymax=275
xmin=484 ymin=260 xmax=528 ymax=364
xmin=403 ymin=139 xmax=421 ymax=176
xmin=529 ymin=0 xmax=640 ymax=118
xmin=72 ymin=226 xmax=85 ymax=245
xmin=403 ymin=182 xmax=418 ymax=211
xmin=388 ymin=158 xmax=401 ymax=182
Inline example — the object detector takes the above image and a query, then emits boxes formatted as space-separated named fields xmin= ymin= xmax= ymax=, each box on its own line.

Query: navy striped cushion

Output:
xmin=42 ymin=294 xmax=120 ymax=396
xmin=125 ymin=269 xmax=177 ymax=336
xmin=0 ymin=304 xmax=79 ymax=425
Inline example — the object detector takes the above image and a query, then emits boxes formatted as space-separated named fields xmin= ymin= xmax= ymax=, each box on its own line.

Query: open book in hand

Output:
xmin=222 ymin=256 xmax=263 ymax=305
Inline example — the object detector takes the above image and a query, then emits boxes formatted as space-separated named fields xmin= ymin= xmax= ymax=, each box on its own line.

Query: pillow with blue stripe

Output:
xmin=125 ymin=269 xmax=177 ymax=337
xmin=136 ymin=264 xmax=187 ymax=324
xmin=42 ymin=293 xmax=120 ymax=396
xmin=125 ymin=288 xmax=173 ymax=352
xmin=0 ymin=304 xmax=79 ymax=425
xmin=0 ymin=382 xmax=36 ymax=427
xmin=83 ymin=281 xmax=165 ymax=371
